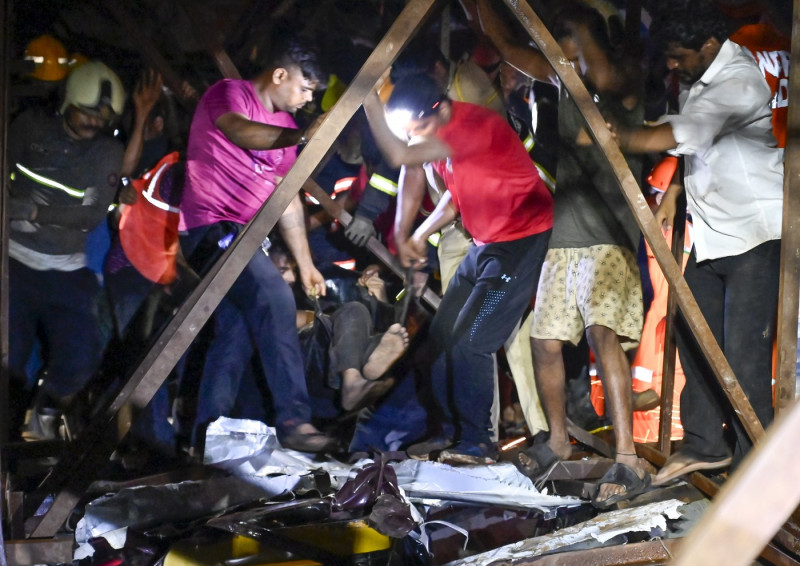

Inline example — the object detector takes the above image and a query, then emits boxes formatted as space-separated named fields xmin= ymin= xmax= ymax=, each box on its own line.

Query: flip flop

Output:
xmin=592 ymin=462 xmax=652 ymax=510
xmin=514 ymin=443 xmax=562 ymax=481
xmin=652 ymin=451 xmax=732 ymax=486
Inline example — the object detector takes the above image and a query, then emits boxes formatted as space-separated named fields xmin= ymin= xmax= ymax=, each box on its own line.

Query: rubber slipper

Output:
xmin=652 ymin=451 xmax=732 ymax=486
xmin=514 ymin=443 xmax=562 ymax=481
xmin=592 ymin=462 xmax=652 ymax=510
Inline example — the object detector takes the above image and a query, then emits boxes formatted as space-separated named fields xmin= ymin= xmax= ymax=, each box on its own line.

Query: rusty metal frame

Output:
xmin=21 ymin=0 xmax=444 ymax=538
xmin=103 ymin=0 xmax=198 ymax=109
xmin=774 ymin=0 xmax=800 ymax=414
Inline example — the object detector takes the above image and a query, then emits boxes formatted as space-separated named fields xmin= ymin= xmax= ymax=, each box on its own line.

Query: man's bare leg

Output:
xmin=362 ymin=324 xmax=409 ymax=380
xmin=587 ymin=325 xmax=647 ymax=502
xmin=529 ymin=338 xmax=573 ymax=462
xmin=341 ymin=324 xmax=409 ymax=411
xmin=341 ymin=369 xmax=397 ymax=411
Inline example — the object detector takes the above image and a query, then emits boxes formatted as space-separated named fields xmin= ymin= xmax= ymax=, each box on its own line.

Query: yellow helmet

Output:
xmin=24 ymin=35 xmax=69 ymax=82
xmin=61 ymin=61 xmax=126 ymax=120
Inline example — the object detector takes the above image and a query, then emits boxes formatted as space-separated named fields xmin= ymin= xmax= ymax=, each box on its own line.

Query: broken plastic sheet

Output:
xmin=74 ymin=418 xmax=347 ymax=559
xmin=445 ymin=499 xmax=685 ymax=565
xmin=73 ymin=472 xmax=311 ymax=559
xmin=391 ymin=459 xmax=582 ymax=510
xmin=203 ymin=417 xmax=353 ymax=480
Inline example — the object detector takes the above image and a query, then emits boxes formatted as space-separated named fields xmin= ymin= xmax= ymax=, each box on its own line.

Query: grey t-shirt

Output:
xmin=549 ymin=88 xmax=643 ymax=252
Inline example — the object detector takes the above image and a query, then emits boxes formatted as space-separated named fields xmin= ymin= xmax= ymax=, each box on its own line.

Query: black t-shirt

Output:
xmin=549 ymin=88 xmax=643 ymax=251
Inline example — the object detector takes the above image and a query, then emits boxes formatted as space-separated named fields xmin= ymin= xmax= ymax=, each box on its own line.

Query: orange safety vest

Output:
xmin=119 ymin=151 xmax=182 ymax=285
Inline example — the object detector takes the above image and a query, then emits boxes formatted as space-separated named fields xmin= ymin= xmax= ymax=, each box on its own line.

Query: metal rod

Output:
xmin=774 ymin=0 xmax=800 ymax=414
xmin=658 ymin=193 xmax=686 ymax=455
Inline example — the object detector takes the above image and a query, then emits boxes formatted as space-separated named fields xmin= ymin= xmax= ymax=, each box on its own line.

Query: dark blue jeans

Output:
xmin=9 ymin=258 xmax=103 ymax=400
xmin=430 ymin=230 xmax=551 ymax=446
xmin=676 ymin=240 xmax=780 ymax=465
xmin=182 ymin=223 xmax=312 ymax=442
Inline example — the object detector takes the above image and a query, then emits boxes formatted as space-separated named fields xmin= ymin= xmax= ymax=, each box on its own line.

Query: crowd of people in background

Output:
xmin=5 ymin=0 xmax=791 ymax=509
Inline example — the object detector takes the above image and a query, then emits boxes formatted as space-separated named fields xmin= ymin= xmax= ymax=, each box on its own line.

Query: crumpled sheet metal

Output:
xmin=391 ymin=460 xmax=582 ymax=510
xmin=74 ymin=473 xmax=307 ymax=555
xmin=203 ymin=417 xmax=352 ymax=479
xmin=445 ymin=498 xmax=685 ymax=565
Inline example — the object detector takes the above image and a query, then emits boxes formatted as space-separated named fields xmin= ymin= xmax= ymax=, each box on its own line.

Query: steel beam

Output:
xmin=658 ymin=197 xmax=686 ymax=455
xmin=774 ymin=0 xmax=800 ymax=413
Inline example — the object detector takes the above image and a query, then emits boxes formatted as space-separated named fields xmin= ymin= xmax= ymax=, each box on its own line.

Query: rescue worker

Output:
xmin=8 ymin=61 xmax=126 ymax=440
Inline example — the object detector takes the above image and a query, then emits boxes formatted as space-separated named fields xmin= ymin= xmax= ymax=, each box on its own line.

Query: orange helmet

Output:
xmin=68 ymin=52 xmax=89 ymax=71
xmin=24 ymin=35 xmax=69 ymax=82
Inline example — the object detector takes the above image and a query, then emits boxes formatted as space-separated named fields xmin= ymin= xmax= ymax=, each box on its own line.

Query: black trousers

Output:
xmin=677 ymin=240 xmax=780 ymax=465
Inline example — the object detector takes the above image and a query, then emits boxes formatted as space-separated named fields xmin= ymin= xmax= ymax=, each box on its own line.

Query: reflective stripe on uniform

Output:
xmin=368 ymin=173 xmax=398 ymax=196
xmin=523 ymin=134 xmax=534 ymax=152
xmin=535 ymin=163 xmax=556 ymax=194
xmin=333 ymin=258 xmax=357 ymax=270
xmin=334 ymin=176 xmax=357 ymax=196
xmin=142 ymin=160 xmax=180 ymax=213
xmin=15 ymin=163 xmax=85 ymax=199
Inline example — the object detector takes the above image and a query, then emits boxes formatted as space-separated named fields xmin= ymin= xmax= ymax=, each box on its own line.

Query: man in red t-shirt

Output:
xmin=364 ymin=73 xmax=553 ymax=461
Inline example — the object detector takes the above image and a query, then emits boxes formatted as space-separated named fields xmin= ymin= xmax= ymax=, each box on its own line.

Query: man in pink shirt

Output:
xmin=180 ymin=36 xmax=335 ymax=453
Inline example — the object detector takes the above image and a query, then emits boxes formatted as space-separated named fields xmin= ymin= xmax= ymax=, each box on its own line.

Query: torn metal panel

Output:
xmin=392 ymin=460 xmax=581 ymax=510
xmin=446 ymin=499 xmax=684 ymax=565
xmin=513 ymin=537 xmax=680 ymax=565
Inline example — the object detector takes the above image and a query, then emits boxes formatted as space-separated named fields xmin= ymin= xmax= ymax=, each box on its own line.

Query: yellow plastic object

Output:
xmin=281 ymin=520 xmax=391 ymax=555
xmin=164 ymin=534 xmax=320 ymax=566
xmin=163 ymin=520 xmax=391 ymax=565
xmin=321 ymin=74 xmax=346 ymax=112
xmin=24 ymin=35 xmax=69 ymax=82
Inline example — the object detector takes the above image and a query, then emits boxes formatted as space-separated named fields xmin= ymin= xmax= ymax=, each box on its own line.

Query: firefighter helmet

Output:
xmin=60 ymin=61 xmax=126 ymax=120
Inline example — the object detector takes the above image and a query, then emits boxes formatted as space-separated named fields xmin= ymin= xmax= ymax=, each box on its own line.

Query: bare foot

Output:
xmin=362 ymin=324 xmax=409 ymax=380
xmin=595 ymin=453 xmax=647 ymax=504
xmin=517 ymin=438 xmax=572 ymax=475
xmin=341 ymin=369 xmax=396 ymax=411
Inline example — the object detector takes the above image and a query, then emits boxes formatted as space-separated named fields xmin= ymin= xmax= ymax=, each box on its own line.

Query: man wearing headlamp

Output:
xmin=363 ymin=72 xmax=553 ymax=461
